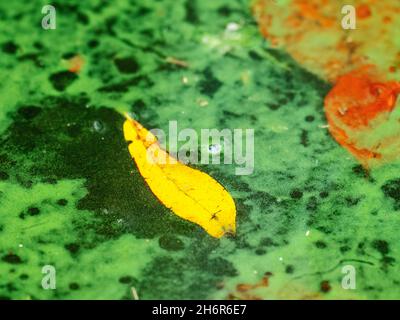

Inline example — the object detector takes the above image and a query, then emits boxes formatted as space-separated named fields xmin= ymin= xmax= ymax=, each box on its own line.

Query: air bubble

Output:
xmin=208 ymin=144 xmax=222 ymax=155
xmin=93 ymin=120 xmax=103 ymax=132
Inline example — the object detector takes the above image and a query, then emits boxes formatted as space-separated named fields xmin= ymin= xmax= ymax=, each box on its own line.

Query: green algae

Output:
xmin=0 ymin=179 xmax=162 ymax=299
xmin=0 ymin=0 xmax=400 ymax=300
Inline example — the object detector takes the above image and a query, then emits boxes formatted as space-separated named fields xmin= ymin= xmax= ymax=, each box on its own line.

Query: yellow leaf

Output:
xmin=123 ymin=117 xmax=236 ymax=238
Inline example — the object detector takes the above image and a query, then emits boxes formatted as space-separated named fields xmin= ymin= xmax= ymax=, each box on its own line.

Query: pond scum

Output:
xmin=0 ymin=0 xmax=399 ymax=299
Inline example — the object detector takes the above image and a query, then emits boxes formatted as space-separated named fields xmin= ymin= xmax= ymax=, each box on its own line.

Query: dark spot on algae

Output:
xmin=223 ymin=110 xmax=241 ymax=119
xmin=371 ymin=240 xmax=389 ymax=255
xmin=300 ymin=129 xmax=309 ymax=147
xmin=255 ymin=248 xmax=266 ymax=255
xmin=19 ymin=274 xmax=29 ymax=280
xmin=259 ymin=237 xmax=278 ymax=247
xmin=62 ymin=52 xmax=76 ymax=59
xmin=199 ymin=67 xmax=222 ymax=97
xmin=267 ymin=102 xmax=280 ymax=111
xmin=352 ymin=164 xmax=368 ymax=178
xmin=345 ymin=196 xmax=360 ymax=207
xmin=57 ymin=199 xmax=68 ymax=206
xmin=1 ymin=41 xmax=18 ymax=54
xmin=185 ymin=0 xmax=199 ymax=24
xmin=87 ymin=39 xmax=99 ymax=48
xmin=381 ymin=256 xmax=395 ymax=270
xmin=132 ymin=99 xmax=146 ymax=110
xmin=114 ymin=57 xmax=140 ymax=74
xmin=0 ymin=171 xmax=9 ymax=181
xmin=76 ymin=11 xmax=90 ymax=25
xmin=158 ymin=235 xmax=185 ymax=251
xmin=290 ymin=189 xmax=303 ymax=199
xmin=340 ymin=245 xmax=351 ymax=253
xmin=217 ymin=5 xmax=231 ymax=16
xmin=305 ymin=115 xmax=315 ymax=122
xmin=319 ymin=191 xmax=329 ymax=199
xmin=97 ymin=75 xmax=153 ymax=93
xmin=320 ymin=280 xmax=331 ymax=293
xmin=285 ymin=265 xmax=294 ymax=274
xmin=27 ymin=207 xmax=40 ymax=216
xmin=69 ymin=282 xmax=80 ymax=290
xmin=381 ymin=178 xmax=400 ymax=210
xmin=2 ymin=254 xmax=22 ymax=264
xmin=248 ymin=50 xmax=263 ymax=61
xmin=65 ymin=243 xmax=80 ymax=255
xmin=49 ymin=71 xmax=78 ymax=91
xmin=119 ymin=275 xmax=137 ymax=285
xmin=315 ymin=241 xmax=327 ymax=249
xmin=306 ymin=196 xmax=318 ymax=211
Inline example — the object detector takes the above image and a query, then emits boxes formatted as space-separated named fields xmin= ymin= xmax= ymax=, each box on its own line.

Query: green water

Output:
xmin=0 ymin=0 xmax=399 ymax=299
